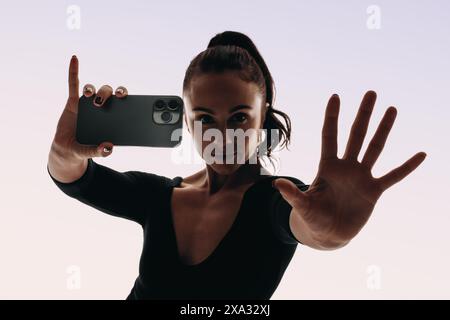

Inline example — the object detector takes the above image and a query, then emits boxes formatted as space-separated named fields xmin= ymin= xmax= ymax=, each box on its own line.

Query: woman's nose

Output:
xmin=224 ymin=129 xmax=235 ymax=145
xmin=210 ymin=128 xmax=236 ymax=152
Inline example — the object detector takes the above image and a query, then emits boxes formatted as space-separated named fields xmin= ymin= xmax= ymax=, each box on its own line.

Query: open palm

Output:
xmin=274 ymin=91 xmax=426 ymax=247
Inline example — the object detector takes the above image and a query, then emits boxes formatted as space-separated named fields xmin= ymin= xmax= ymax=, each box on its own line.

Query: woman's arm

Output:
xmin=47 ymin=55 xmax=155 ymax=225
xmin=47 ymin=157 xmax=152 ymax=226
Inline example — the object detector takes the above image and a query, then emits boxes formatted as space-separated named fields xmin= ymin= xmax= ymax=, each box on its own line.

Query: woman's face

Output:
xmin=183 ymin=71 xmax=266 ymax=175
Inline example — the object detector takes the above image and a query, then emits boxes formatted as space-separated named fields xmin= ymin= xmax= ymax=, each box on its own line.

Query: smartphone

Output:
xmin=76 ymin=95 xmax=184 ymax=147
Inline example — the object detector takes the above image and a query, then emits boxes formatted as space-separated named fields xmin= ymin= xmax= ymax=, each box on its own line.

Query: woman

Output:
xmin=47 ymin=31 xmax=426 ymax=299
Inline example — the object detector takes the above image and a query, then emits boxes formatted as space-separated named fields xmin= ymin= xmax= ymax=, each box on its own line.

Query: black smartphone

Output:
xmin=76 ymin=95 xmax=184 ymax=147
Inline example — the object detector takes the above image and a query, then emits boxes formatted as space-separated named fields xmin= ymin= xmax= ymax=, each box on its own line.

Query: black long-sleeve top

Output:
xmin=47 ymin=158 xmax=309 ymax=300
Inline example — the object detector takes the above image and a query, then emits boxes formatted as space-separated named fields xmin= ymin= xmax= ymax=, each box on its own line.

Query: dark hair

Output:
xmin=182 ymin=31 xmax=292 ymax=173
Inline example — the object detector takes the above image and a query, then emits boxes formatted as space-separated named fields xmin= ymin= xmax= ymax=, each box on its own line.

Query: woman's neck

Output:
xmin=200 ymin=160 xmax=269 ymax=195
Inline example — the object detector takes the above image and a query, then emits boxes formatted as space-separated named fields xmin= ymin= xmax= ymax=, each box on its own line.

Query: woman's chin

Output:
xmin=209 ymin=161 xmax=242 ymax=174
xmin=202 ymin=151 xmax=254 ymax=173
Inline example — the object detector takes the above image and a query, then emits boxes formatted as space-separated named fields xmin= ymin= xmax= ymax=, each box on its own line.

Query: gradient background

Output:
xmin=0 ymin=0 xmax=448 ymax=299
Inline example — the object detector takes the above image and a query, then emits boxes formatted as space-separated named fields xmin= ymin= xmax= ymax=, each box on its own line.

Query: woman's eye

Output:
xmin=231 ymin=113 xmax=248 ymax=123
xmin=198 ymin=115 xmax=213 ymax=124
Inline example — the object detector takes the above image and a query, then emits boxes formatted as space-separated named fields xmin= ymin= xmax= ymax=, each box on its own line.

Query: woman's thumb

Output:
xmin=97 ymin=142 xmax=113 ymax=157
xmin=73 ymin=141 xmax=113 ymax=159
xmin=273 ymin=178 xmax=309 ymax=213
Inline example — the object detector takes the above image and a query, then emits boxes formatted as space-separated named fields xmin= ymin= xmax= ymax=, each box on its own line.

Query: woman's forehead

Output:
xmin=187 ymin=72 xmax=262 ymax=109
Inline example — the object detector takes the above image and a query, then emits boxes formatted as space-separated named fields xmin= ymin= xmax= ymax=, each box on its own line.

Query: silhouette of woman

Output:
xmin=47 ymin=31 xmax=426 ymax=299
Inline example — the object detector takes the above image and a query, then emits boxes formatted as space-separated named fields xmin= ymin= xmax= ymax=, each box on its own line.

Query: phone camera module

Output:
xmin=154 ymin=99 xmax=166 ymax=111
xmin=167 ymin=99 xmax=180 ymax=111
xmin=161 ymin=111 xmax=172 ymax=123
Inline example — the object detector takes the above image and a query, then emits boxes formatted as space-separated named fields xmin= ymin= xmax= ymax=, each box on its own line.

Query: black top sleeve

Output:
xmin=47 ymin=158 xmax=153 ymax=226
xmin=270 ymin=177 xmax=310 ymax=245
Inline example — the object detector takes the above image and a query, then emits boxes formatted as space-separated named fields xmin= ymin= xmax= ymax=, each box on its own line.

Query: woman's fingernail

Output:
xmin=116 ymin=88 xmax=124 ymax=95
xmin=94 ymin=96 xmax=103 ymax=105
xmin=103 ymin=146 xmax=111 ymax=153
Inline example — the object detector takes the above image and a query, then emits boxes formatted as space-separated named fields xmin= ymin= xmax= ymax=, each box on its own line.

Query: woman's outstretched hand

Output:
xmin=273 ymin=91 xmax=427 ymax=250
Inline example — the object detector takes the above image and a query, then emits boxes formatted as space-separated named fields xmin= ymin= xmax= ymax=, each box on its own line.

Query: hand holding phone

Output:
xmin=51 ymin=55 xmax=184 ymax=169
xmin=50 ymin=56 xmax=118 ymax=163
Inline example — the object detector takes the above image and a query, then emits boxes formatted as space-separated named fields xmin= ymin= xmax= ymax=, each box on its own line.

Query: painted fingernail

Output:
xmin=94 ymin=96 xmax=103 ymax=105
xmin=103 ymin=146 xmax=111 ymax=153
xmin=84 ymin=87 xmax=93 ymax=94
xmin=116 ymin=88 xmax=124 ymax=95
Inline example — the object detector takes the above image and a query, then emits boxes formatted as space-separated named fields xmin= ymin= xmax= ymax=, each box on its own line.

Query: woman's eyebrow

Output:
xmin=192 ymin=104 xmax=252 ymax=114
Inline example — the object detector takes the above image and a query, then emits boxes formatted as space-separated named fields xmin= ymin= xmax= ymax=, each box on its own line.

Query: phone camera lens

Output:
xmin=154 ymin=99 xmax=166 ymax=110
xmin=161 ymin=111 xmax=172 ymax=122
xmin=168 ymin=99 xmax=180 ymax=111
